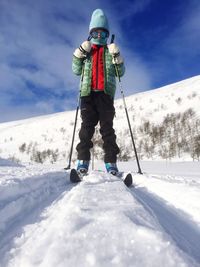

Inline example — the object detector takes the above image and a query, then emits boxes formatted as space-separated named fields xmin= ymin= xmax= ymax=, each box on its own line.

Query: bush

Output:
xmin=30 ymin=148 xmax=59 ymax=163
xmin=19 ymin=143 xmax=26 ymax=153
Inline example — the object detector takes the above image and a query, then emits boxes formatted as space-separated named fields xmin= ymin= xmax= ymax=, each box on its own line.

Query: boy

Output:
xmin=72 ymin=9 xmax=125 ymax=176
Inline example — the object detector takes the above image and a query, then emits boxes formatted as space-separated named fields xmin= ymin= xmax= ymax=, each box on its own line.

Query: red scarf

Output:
xmin=91 ymin=44 xmax=105 ymax=91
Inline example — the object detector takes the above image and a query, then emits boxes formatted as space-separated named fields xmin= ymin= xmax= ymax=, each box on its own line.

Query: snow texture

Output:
xmin=0 ymin=160 xmax=200 ymax=267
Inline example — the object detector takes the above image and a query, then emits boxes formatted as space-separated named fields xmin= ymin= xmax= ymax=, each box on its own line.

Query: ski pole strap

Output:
xmin=79 ymin=45 xmax=88 ymax=56
xmin=113 ymin=52 xmax=120 ymax=58
xmin=111 ymin=34 xmax=115 ymax=44
xmin=114 ymin=62 xmax=121 ymax=82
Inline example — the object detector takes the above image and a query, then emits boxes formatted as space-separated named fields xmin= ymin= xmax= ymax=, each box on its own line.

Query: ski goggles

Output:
xmin=90 ymin=29 xmax=109 ymax=39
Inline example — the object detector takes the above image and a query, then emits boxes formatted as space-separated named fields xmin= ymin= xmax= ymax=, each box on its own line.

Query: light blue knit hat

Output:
xmin=89 ymin=9 xmax=109 ymax=45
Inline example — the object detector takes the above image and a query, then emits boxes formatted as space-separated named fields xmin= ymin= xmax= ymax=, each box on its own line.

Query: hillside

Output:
xmin=0 ymin=75 xmax=200 ymax=164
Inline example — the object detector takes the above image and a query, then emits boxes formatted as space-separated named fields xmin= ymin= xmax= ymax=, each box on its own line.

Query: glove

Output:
xmin=74 ymin=41 xmax=91 ymax=58
xmin=108 ymin=43 xmax=124 ymax=64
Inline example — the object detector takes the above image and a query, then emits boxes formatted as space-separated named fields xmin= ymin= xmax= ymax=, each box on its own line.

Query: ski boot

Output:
xmin=105 ymin=163 xmax=119 ymax=176
xmin=77 ymin=160 xmax=89 ymax=177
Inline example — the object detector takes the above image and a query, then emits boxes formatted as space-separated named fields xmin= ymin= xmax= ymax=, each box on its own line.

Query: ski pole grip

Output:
xmin=111 ymin=34 xmax=115 ymax=44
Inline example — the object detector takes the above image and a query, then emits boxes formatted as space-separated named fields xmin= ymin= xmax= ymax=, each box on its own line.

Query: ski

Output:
xmin=92 ymin=170 xmax=133 ymax=187
xmin=69 ymin=169 xmax=132 ymax=187
xmin=70 ymin=168 xmax=84 ymax=183
xmin=118 ymin=172 xmax=132 ymax=187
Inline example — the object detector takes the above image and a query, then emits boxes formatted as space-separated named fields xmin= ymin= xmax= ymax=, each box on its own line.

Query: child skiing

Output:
xmin=72 ymin=9 xmax=125 ymax=176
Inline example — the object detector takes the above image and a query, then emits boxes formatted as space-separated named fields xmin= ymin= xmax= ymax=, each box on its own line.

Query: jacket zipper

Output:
xmin=103 ymin=47 xmax=106 ymax=91
xmin=96 ymin=47 xmax=99 ymax=89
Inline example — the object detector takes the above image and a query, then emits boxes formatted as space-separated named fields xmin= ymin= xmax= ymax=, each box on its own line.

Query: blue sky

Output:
xmin=0 ymin=0 xmax=200 ymax=122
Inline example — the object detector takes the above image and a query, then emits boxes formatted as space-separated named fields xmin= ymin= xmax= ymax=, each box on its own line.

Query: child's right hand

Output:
xmin=74 ymin=41 xmax=91 ymax=58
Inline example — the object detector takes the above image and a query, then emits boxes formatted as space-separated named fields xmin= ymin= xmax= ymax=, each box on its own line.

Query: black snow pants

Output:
xmin=76 ymin=91 xmax=120 ymax=163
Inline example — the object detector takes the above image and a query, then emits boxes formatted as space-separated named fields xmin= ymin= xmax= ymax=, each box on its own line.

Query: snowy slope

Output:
xmin=115 ymin=74 xmax=200 ymax=125
xmin=0 ymin=160 xmax=200 ymax=267
xmin=0 ymin=75 xmax=200 ymax=164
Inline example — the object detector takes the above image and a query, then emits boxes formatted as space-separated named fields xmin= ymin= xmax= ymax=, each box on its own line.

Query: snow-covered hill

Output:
xmin=0 ymin=75 xmax=200 ymax=164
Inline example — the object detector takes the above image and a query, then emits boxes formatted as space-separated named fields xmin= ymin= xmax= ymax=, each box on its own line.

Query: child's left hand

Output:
xmin=108 ymin=43 xmax=124 ymax=64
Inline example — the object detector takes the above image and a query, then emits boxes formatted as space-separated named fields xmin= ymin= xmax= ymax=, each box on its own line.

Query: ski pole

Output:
xmin=65 ymin=47 xmax=90 ymax=170
xmin=65 ymin=91 xmax=80 ymax=170
xmin=111 ymin=34 xmax=143 ymax=174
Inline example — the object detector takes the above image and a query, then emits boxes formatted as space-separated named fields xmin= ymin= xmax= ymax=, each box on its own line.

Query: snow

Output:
xmin=0 ymin=160 xmax=200 ymax=266
xmin=0 ymin=158 xmax=22 ymax=167
xmin=0 ymin=75 xmax=200 ymax=266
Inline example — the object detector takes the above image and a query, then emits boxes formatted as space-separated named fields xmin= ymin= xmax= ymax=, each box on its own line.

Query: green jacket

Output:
xmin=72 ymin=46 xmax=125 ymax=98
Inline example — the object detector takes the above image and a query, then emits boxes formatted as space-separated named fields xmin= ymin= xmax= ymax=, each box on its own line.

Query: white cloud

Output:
xmin=0 ymin=0 xmax=152 ymax=122
xmin=112 ymin=0 xmax=153 ymax=20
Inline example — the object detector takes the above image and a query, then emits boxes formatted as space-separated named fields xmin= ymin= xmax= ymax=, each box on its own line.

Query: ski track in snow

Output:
xmin=0 ymin=164 xmax=200 ymax=267
xmin=0 ymin=166 xmax=70 ymax=265
xmin=132 ymin=185 xmax=200 ymax=264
